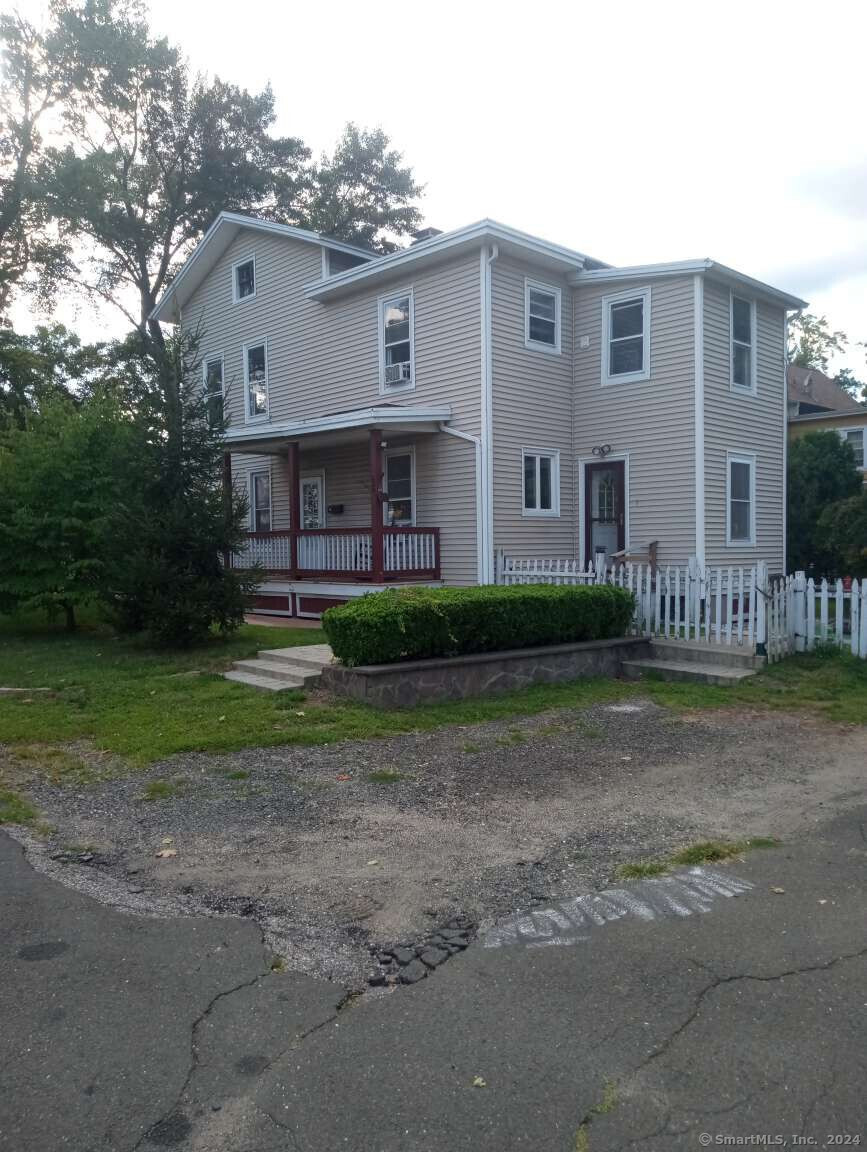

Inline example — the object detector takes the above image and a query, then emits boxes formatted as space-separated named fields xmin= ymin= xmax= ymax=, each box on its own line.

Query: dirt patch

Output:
xmin=9 ymin=699 xmax=867 ymax=988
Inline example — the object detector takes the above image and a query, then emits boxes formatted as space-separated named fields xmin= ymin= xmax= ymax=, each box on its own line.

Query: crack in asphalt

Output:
xmin=129 ymin=940 xmax=273 ymax=1152
xmin=639 ymin=947 xmax=867 ymax=1072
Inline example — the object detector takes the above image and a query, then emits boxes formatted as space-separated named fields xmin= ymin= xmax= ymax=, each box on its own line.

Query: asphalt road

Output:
xmin=1 ymin=808 xmax=865 ymax=1152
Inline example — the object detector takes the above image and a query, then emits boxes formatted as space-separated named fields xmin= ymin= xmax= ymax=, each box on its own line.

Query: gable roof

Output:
xmin=151 ymin=212 xmax=376 ymax=323
xmin=787 ymin=363 xmax=865 ymax=416
xmin=572 ymin=259 xmax=807 ymax=311
xmin=303 ymin=219 xmax=610 ymax=302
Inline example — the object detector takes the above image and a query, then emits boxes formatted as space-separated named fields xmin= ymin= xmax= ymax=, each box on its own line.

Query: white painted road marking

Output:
xmin=483 ymin=867 xmax=753 ymax=950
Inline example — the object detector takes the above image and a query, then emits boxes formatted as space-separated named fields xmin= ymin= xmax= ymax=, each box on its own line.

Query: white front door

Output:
xmin=300 ymin=473 xmax=325 ymax=529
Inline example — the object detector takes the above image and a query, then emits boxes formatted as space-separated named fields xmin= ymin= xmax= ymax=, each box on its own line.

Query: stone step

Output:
xmin=258 ymin=645 xmax=334 ymax=670
xmin=648 ymin=639 xmax=764 ymax=670
xmin=223 ymin=669 xmax=305 ymax=692
xmin=231 ymin=658 xmax=322 ymax=685
xmin=621 ymin=659 xmax=756 ymax=687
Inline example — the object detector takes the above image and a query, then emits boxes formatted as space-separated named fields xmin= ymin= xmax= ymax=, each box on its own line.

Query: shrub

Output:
xmin=322 ymin=583 xmax=635 ymax=667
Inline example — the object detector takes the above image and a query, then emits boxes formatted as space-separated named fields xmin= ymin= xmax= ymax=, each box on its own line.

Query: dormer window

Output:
xmin=233 ymin=256 xmax=255 ymax=302
xmin=379 ymin=290 xmax=414 ymax=392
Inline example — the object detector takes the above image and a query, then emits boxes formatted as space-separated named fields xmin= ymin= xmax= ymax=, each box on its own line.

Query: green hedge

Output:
xmin=322 ymin=583 xmax=635 ymax=667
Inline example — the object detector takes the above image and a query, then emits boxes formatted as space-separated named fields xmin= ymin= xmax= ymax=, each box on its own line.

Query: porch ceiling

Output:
xmin=223 ymin=404 xmax=452 ymax=454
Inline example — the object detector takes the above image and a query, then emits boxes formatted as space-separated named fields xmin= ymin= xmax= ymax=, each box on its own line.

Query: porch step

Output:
xmin=231 ymin=658 xmax=323 ymax=685
xmin=648 ymin=639 xmax=764 ymax=671
xmin=223 ymin=669 xmax=305 ymax=692
xmin=223 ymin=643 xmax=334 ymax=693
xmin=622 ymin=658 xmax=756 ymax=687
xmin=257 ymin=644 xmax=334 ymax=671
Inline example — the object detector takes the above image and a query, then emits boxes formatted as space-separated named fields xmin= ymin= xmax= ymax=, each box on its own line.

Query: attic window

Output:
xmin=233 ymin=257 xmax=255 ymax=302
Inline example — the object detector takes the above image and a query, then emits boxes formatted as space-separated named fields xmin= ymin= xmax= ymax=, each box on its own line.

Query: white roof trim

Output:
xmin=150 ymin=211 xmax=375 ymax=323
xmin=222 ymin=404 xmax=453 ymax=445
xmin=789 ymin=409 xmax=867 ymax=423
xmin=572 ymin=259 xmax=807 ymax=310
xmin=305 ymin=219 xmax=606 ymax=301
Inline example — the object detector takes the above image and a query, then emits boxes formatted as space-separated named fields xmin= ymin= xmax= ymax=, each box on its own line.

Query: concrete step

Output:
xmin=223 ymin=669 xmax=305 ymax=692
xmin=621 ymin=658 xmax=757 ymax=687
xmin=257 ymin=645 xmax=334 ymax=670
xmin=648 ymin=638 xmax=764 ymax=671
xmin=231 ymin=658 xmax=322 ymax=685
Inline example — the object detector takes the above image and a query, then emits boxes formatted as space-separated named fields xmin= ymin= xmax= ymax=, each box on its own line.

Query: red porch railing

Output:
xmin=235 ymin=526 xmax=440 ymax=581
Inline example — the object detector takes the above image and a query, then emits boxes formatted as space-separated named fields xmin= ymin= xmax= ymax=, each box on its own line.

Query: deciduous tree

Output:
xmin=787 ymin=430 xmax=862 ymax=575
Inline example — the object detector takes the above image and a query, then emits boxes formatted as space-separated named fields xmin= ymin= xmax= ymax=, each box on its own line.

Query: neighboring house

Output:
xmin=787 ymin=363 xmax=867 ymax=483
xmin=152 ymin=213 xmax=805 ymax=618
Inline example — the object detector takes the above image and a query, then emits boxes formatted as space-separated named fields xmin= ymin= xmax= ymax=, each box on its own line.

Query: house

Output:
xmin=151 ymin=213 xmax=806 ymax=618
xmin=787 ymin=363 xmax=867 ymax=483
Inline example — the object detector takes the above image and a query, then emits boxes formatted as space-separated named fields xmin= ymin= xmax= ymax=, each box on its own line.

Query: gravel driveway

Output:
xmin=7 ymin=697 xmax=866 ymax=988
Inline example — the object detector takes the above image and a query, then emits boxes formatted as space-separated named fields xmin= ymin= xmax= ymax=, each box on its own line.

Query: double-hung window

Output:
xmin=243 ymin=341 xmax=268 ymax=422
xmin=203 ymin=356 xmax=223 ymax=426
xmin=233 ymin=256 xmax=255 ymax=302
xmin=380 ymin=291 xmax=414 ymax=391
xmin=522 ymin=449 xmax=560 ymax=516
xmin=602 ymin=288 xmax=650 ymax=384
xmin=727 ymin=452 xmax=756 ymax=546
xmin=525 ymin=280 xmax=561 ymax=353
xmin=250 ymin=469 xmax=271 ymax=533
xmin=731 ymin=294 xmax=756 ymax=393
xmin=839 ymin=428 xmax=866 ymax=470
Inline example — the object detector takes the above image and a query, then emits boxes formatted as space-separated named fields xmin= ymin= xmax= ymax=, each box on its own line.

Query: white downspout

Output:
xmin=479 ymin=242 xmax=499 ymax=584
xmin=439 ymin=424 xmax=484 ymax=585
xmin=693 ymin=273 xmax=706 ymax=568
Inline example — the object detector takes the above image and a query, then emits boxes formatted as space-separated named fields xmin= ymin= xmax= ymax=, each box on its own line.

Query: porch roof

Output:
xmin=223 ymin=403 xmax=452 ymax=453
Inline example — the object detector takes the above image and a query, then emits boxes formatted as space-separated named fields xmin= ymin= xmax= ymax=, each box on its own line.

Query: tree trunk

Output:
xmin=64 ymin=601 xmax=76 ymax=631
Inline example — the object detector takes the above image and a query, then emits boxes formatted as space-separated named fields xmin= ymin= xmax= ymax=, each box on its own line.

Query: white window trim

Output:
xmin=300 ymin=470 xmax=327 ymax=528
xmin=524 ymin=278 xmax=562 ymax=355
xmin=730 ymin=292 xmax=757 ymax=395
xmin=249 ymin=466 xmax=272 ymax=533
xmin=378 ymin=288 xmax=415 ymax=395
xmin=242 ymin=339 xmax=269 ymax=424
xmin=232 ymin=253 xmax=256 ymax=304
xmin=383 ymin=445 xmax=416 ymax=526
xmin=521 ymin=447 xmax=561 ymax=518
xmin=601 ymin=287 xmax=651 ymax=386
xmin=725 ymin=451 xmax=757 ymax=548
xmin=837 ymin=427 xmax=867 ymax=470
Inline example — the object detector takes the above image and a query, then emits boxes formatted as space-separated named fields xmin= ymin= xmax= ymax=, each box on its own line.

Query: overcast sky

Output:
xmin=15 ymin=0 xmax=867 ymax=373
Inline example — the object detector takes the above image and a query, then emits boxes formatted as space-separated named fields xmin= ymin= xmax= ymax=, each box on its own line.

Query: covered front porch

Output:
xmin=223 ymin=405 xmax=453 ymax=612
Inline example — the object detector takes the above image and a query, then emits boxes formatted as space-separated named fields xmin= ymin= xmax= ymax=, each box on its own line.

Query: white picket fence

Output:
xmin=496 ymin=552 xmax=867 ymax=661
xmin=767 ymin=573 xmax=867 ymax=662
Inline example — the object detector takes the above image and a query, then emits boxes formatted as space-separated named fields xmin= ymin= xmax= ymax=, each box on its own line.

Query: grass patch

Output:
xmin=617 ymin=836 xmax=780 ymax=880
xmin=0 ymin=788 xmax=38 ymax=825
xmin=462 ymin=742 xmax=483 ymax=754
xmin=497 ymin=727 xmax=527 ymax=746
xmin=141 ymin=778 xmax=186 ymax=801
xmin=366 ymin=769 xmax=407 ymax=784
xmin=225 ymin=769 xmax=250 ymax=781
xmin=1 ymin=607 xmax=865 ymax=766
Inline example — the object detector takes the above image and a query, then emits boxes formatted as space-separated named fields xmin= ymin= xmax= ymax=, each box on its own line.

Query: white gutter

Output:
xmin=439 ymin=424 xmax=485 ymax=585
xmin=222 ymin=404 xmax=452 ymax=445
xmin=693 ymin=274 xmax=706 ymax=567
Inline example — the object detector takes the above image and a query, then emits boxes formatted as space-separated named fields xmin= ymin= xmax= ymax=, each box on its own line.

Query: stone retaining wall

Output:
xmin=320 ymin=637 xmax=650 ymax=709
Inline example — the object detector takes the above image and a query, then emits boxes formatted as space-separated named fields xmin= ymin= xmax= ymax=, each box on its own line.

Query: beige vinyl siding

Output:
xmin=703 ymin=280 xmax=786 ymax=570
xmin=573 ymin=276 xmax=697 ymax=566
xmin=490 ymin=259 xmax=575 ymax=559
xmin=184 ymin=231 xmax=482 ymax=585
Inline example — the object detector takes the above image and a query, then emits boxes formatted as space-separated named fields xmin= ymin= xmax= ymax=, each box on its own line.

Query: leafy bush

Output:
xmin=322 ymin=583 xmax=635 ymax=667
xmin=818 ymin=490 xmax=867 ymax=578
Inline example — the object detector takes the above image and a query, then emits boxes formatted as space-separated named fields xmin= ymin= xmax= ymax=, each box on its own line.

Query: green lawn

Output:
xmin=1 ymin=610 xmax=865 ymax=768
